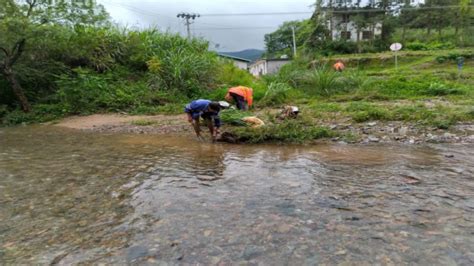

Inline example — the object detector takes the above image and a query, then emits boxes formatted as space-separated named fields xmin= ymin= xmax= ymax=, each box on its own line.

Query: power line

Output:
xmin=201 ymin=11 xmax=312 ymax=17
xmin=194 ymin=20 xmax=243 ymax=28
xmin=200 ymin=5 xmax=474 ymax=16
xmin=194 ymin=27 xmax=277 ymax=30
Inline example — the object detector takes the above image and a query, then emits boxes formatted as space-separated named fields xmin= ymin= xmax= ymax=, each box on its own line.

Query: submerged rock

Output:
xmin=368 ymin=136 xmax=380 ymax=142
xmin=466 ymin=135 xmax=474 ymax=142
xmin=126 ymin=246 xmax=149 ymax=263
xmin=242 ymin=245 xmax=264 ymax=260
xmin=398 ymin=127 xmax=408 ymax=136
xmin=367 ymin=122 xmax=377 ymax=127
xmin=217 ymin=132 xmax=239 ymax=143
xmin=197 ymin=175 xmax=220 ymax=181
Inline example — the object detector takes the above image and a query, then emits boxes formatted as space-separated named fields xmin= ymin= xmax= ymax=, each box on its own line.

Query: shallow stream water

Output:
xmin=1 ymin=126 xmax=473 ymax=264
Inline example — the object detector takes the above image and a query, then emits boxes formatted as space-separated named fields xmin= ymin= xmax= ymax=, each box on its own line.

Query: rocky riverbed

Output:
xmin=328 ymin=121 xmax=474 ymax=144
xmin=1 ymin=126 xmax=473 ymax=264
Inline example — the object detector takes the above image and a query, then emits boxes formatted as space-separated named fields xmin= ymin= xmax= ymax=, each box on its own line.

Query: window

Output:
xmin=362 ymin=31 xmax=373 ymax=40
xmin=341 ymin=14 xmax=350 ymax=23
xmin=341 ymin=31 xmax=351 ymax=40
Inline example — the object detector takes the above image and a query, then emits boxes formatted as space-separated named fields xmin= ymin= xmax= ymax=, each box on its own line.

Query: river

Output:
xmin=1 ymin=126 xmax=473 ymax=264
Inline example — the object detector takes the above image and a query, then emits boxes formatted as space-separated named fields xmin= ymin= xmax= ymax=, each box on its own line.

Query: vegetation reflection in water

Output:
xmin=0 ymin=126 xmax=473 ymax=264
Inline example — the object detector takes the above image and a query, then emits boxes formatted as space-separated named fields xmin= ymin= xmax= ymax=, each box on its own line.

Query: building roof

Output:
xmin=248 ymin=58 xmax=291 ymax=67
xmin=217 ymin=53 xmax=251 ymax=63
xmin=265 ymin=58 xmax=291 ymax=62
xmin=250 ymin=58 xmax=291 ymax=64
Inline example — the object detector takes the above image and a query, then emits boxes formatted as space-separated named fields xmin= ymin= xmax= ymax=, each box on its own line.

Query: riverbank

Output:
xmin=56 ymin=114 xmax=191 ymax=134
xmin=54 ymin=113 xmax=474 ymax=144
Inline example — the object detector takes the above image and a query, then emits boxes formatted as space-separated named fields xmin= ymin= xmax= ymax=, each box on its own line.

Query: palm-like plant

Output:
xmin=301 ymin=66 xmax=343 ymax=96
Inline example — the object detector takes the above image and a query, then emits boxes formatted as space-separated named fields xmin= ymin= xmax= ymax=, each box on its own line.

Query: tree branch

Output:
xmin=0 ymin=47 xmax=9 ymax=56
xmin=9 ymin=39 xmax=26 ymax=66
xmin=25 ymin=0 xmax=37 ymax=18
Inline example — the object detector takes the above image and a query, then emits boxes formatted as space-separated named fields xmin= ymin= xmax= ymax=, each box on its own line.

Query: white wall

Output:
xmin=249 ymin=60 xmax=267 ymax=77
xmin=233 ymin=60 xmax=249 ymax=70
xmin=330 ymin=15 xmax=382 ymax=42
xmin=267 ymin=60 xmax=291 ymax=75
xmin=249 ymin=60 xmax=291 ymax=77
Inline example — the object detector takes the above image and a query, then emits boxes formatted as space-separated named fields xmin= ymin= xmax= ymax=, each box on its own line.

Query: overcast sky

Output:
xmin=97 ymin=0 xmax=315 ymax=52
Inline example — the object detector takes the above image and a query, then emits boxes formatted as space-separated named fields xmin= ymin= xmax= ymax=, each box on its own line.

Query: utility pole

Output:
xmin=177 ymin=13 xmax=200 ymax=40
xmin=291 ymin=26 xmax=297 ymax=58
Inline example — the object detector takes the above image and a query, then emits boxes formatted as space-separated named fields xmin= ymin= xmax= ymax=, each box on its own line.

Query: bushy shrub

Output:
xmin=259 ymin=82 xmax=293 ymax=106
xmin=130 ymin=103 xmax=183 ymax=115
xmin=436 ymin=56 xmax=447 ymax=63
xmin=406 ymin=41 xmax=455 ymax=51
xmin=270 ymin=57 xmax=311 ymax=87
xmin=428 ymin=41 xmax=455 ymax=50
xmin=341 ymin=71 xmax=373 ymax=91
xmin=447 ymin=53 xmax=461 ymax=61
xmin=146 ymin=35 xmax=218 ymax=97
xmin=299 ymin=67 xmax=344 ymax=96
xmin=2 ymin=110 xmax=35 ymax=125
xmin=56 ymin=68 xmax=170 ymax=114
xmin=215 ymin=61 xmax=254 ymax=87
xmin=406 ymin=41 xmax=428 ymax=51
xmin=3 ymin=25 xmax=220 ymax=114
xmin=374 ymin=76 xmax=462 ymax=98
xmin=423 ymin=82 xmax=463 ymax=96
xmin=1 ymin=104 xmax=67 ymax=125
xmin=0 ymin=105 xmax=8 ymax=119
xmin=432 ymin=119 xmax=454 ymax=129
xmin=320 ymin=40 xmax=358 ymax=55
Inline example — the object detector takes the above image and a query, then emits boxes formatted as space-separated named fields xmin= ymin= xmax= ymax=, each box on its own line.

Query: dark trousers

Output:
xmin=230 ymin=92 xmax=248 ymax=110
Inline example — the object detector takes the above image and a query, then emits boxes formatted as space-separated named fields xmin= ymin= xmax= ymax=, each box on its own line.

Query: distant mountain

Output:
xmin=219 ymin=49 xmax=264 ymax=62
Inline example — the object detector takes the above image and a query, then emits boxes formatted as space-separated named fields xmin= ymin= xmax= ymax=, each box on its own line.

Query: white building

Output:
xmin=326 ymin=10 xmax=383 ymax=42
xmin=249 ymin=59 xmax=291 ymax=77
xmin=217 ymin=54 xmax=251 ymax=70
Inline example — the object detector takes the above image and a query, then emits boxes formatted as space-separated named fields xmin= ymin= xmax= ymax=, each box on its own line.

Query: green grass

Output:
xmin=220 ymin=109 xmax=253 ymax=126
xmin=129 ymin=103 xmax=184 ymax=115
xmin=229 ymin=119 xmax=336 ymax=143
xmin=3 ymin=48 xmax=473 ymax=142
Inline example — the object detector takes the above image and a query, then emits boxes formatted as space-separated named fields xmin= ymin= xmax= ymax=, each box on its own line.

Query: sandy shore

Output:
xmin=56 ymin=114 xmax=191 ymax=134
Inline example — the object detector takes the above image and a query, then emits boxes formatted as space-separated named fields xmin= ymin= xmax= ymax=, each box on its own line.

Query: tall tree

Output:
xmin=265 ymin=21 xmax=306 ymax=58
xmin=0 ymin=0 xmax=108 ymax=112
xmin=458 ymin=0 xmax=473 ymax=45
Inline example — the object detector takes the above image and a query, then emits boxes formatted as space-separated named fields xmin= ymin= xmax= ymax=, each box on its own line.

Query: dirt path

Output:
xmin=56 ymin=114 xmax=191 ymax=134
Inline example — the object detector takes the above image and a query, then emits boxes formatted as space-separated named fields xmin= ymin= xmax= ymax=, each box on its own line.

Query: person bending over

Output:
xmin=225 ymin=86 xmax=253 ymax=111
xmin=185 ymin=99 xmax=222 ymax=141
xmin=333 ymin=60 xmax=345 ymax=72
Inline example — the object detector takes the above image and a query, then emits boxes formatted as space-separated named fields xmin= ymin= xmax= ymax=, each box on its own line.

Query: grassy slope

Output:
xmin=301 ymin=49 xmax=473 ymax=123
xmin=224 ymin=49 xmax=474 ymax=143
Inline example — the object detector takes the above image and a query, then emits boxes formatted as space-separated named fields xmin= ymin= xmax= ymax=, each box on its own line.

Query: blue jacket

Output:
xmin=184 ymin=99 xmax=221 ymax=127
